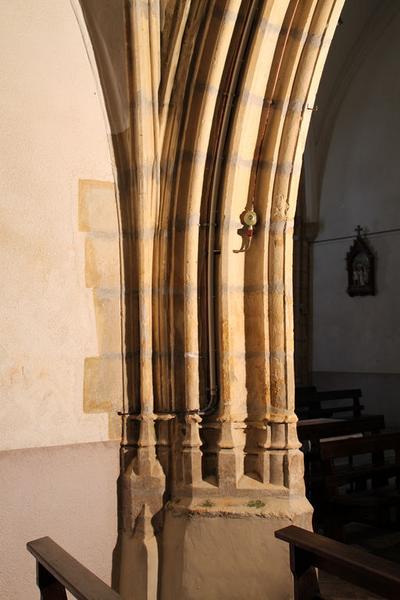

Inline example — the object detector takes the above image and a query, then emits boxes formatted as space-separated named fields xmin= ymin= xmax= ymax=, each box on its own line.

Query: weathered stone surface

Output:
xmin=79 ymin=0 xmax=345 ymax=598
xmin=83 ymin=356 xmax=123 ymax=412
xmin=79 ymin=179 xmax=118 ymax=233
xmin=161 ymin=496 xmax=313 ymax=600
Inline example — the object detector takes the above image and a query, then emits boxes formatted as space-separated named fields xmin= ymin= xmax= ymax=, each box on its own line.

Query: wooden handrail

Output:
xmin=275 ymin=525 xmax=400 ymax=600
xmin=297 ymin=414 xmax=385 ymax=442
xmin=315 ymin=388 xmax=362 ymax=401
xmin=27 ymin=537 xmax=120 ymax=600
xmin=320 ymin=431 xmax=400 ymax=459
xmin=296 ymin=387 xmax=363 ymax=419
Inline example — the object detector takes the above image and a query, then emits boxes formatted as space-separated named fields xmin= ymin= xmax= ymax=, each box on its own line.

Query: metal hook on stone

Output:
xmin=233 ymin=210 xmax=257 ymax=253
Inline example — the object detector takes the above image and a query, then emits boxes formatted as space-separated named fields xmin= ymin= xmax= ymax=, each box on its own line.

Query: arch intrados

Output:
xmin=212 ymin=0 xmax=345 ymax=425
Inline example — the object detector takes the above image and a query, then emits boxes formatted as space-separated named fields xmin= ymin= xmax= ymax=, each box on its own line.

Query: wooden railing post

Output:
xmin=288 ymin=545 xmax=321 ymax=600
xmin=27 ymin=537 xmax=120 ymax=600
xmin=36 ymin=562 xmax=67 ymax=600
xmin=276 ymin=525 xmax=400 ymax=600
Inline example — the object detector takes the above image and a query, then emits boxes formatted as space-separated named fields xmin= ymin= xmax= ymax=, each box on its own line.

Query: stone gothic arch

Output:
xmin=75 ymin=1 xmax=345 ymax=598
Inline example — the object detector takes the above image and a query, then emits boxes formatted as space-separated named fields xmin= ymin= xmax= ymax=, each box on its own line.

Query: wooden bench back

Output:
xmin=275 ymin=525 xmax=400 ymax=600
xmin=296 ymin=387 xmax=363 ymax=419
xmin=319 ymin=432 xmax=400 ymax=503
xmin=320 ymin=432 xmax=400 ymax=461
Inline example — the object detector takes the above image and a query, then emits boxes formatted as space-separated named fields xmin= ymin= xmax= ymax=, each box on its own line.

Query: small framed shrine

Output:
xmin=346 ymin=226 xmax=375 ymax=297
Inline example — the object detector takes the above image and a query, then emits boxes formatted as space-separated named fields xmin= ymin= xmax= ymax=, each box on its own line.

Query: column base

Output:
xmin=160 ymin=495 xmax=312 ymax=600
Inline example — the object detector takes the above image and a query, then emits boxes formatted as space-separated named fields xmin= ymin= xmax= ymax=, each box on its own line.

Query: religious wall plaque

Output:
xmin=346 ymin=226 xmax=375 ymax=296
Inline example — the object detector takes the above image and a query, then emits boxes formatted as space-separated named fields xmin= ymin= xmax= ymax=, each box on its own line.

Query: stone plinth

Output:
xmin=161 ymin=496 xmax=312 ymax=600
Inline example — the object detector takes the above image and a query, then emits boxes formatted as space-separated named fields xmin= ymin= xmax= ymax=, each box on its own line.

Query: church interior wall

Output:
xmin=0 ymin=0 xmax=349 ymax=598
xmin=0 ymin=1 xmax=121 ymax=597
xmin=311 ymin=6 xmax=400 ymax=426
xmin=0 ymin=441 xmax=119 ymax=600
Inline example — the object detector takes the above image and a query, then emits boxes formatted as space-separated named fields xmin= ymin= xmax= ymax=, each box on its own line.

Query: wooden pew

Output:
xmin=296 ymin=387 xmax=363 ymax=419
xmin=297 ymin=414 xmax=385 ymax=505
xmin=295 ymin=386 xmax=319 ymax=419
xmin=275 ymin=525 xmax=400 ymax=600
xmin=27 ymin=537 xmax=120 ymax=599
xmin=297 ymin=414 xmax=385 ymax=444
xmin=318 ymin=432 xmax=400 ymax=537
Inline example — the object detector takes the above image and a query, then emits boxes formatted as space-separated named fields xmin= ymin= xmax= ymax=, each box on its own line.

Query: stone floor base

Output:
xmin=160 ymin=495 xmax=313 ymax=600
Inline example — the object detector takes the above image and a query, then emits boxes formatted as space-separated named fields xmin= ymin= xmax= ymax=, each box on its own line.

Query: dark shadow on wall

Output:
xmin=72 ymin=0 xmax=136 ymax=591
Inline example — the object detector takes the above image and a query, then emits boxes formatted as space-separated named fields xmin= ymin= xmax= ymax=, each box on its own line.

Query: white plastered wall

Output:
xmin=0 ymin=3 xmax=120 ymax=598
xmin=0 ymin=0 xmax=116 ymax=450
xmin=312 ymin=6 xmax=400 ymax=424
